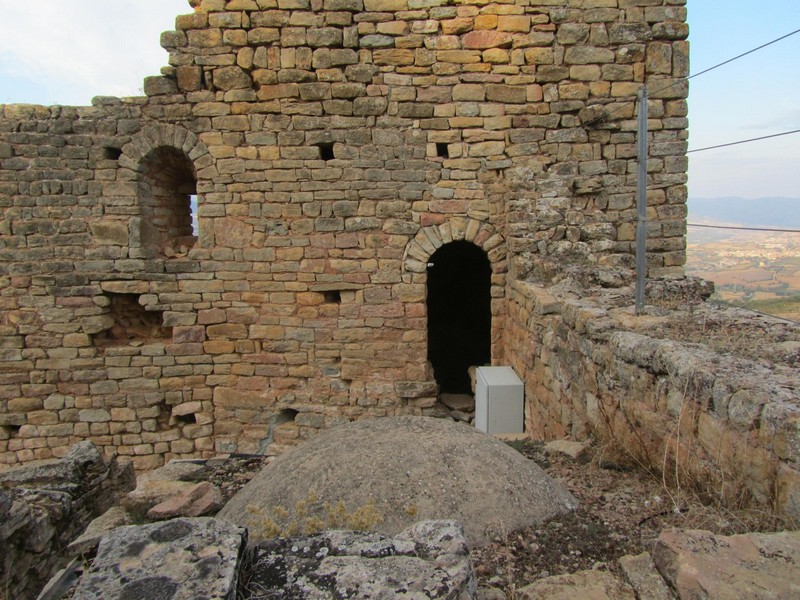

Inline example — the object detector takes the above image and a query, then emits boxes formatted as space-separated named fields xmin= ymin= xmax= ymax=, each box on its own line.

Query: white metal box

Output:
xmin=475 ymin=366 xmax=524 ymax=434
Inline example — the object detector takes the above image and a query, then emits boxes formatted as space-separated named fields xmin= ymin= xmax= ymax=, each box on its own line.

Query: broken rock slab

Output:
xmin=122 ymin=459 xmax=208 ymax=513
xmin=146 ymin=481 xmax=223 ymax=520
xmin=67 ymin=505 xmax=134 ymax=556
xmin=652 ymin=528 xmax=800 ymax=599
xmin=516 ymin=570 xmax=636 ymax=600
xmin=72 ymin=517 xmax=247 ymax=600
xmin=244 ymin=520 xmax=476 ymax=600
xmin=618 ymin=551 xmax=674 ymax=600
xmin=477 ymin=587 xmax=506 ymax=600
xmin=0 ymin=442 xmax=134 ymax=600
xmin=123 ymin=478 xmax=197 ymax=515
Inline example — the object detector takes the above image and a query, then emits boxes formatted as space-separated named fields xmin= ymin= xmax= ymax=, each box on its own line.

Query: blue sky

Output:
xmin=687 ymin=1 xmax=799 ymax=199
xmin=0 ymin=0 xmax=797 ymax=199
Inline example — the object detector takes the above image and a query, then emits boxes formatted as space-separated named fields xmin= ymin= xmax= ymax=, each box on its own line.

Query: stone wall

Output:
xmin=0 ymin=0 xmax=689 ymax=469
xmin=504 ymin=278 xmax=800 ymax=520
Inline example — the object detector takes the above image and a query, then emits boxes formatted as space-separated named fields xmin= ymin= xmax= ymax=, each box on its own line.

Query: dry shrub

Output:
xmin=593 ymin=386 xmax=795 ymax=534
xmin=594 ymin=426 xmax=786 ymax=533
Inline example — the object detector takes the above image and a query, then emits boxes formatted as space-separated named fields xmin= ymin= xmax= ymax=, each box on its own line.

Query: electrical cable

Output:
xmin=686 ymin=26 xmax=800 ymax=81
xmin=687 ymin=129 xmax=800 ymax=154
xmin=507 ymin=24 xmax=800 ymax=267
xmin=641 ymin=26 xmax=800 ymax=101
xmin=575 ymin=30 xmax=800 ymax=324
xmin=687 ymin=223 xmax=800 ymax=234
xmin=584 ymin=27 xmax=800 ymax=128
xmin=707 ymin=299 xmax=800 ymax=326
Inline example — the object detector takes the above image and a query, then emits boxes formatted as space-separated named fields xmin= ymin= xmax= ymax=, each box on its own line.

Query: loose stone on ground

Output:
xmin=652 ymin=529 xmax=800 ymax=599
xmin=146 ymin=480 xmax=223 ymax=520
xmin=516 ymin=570 xmax=636 ymax=600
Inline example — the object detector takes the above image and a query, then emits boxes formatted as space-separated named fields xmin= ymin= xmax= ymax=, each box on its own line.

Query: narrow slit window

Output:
xmin=276 ymin=408 xmax=299 ymax=425
xmin=103 ymin=146 xmax=123 ymax=160
xmin=3 ymin=424 xmax=21 ymax=439
xmin=317 ymin=143 xmax=335 ymax=161
xmin=324 ymin=290 xmax=342 ymax=304
xmin=175 ymin=413 xmax=197 ymax=425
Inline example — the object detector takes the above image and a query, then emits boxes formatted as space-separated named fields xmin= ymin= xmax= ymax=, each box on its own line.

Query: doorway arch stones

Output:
xmin=402 ymin=218 xmax=507 ymax=277
xmin=402 ymin=217 xmax=508 ymax=363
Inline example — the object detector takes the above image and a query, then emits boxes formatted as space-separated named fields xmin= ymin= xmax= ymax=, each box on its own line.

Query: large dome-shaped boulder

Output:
xmin=218 ymin=416 xmax=576 ymax=546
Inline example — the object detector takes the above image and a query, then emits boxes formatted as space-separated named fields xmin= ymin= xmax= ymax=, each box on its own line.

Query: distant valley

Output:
xmin=686 ymin=197 xmax=800 ymax=321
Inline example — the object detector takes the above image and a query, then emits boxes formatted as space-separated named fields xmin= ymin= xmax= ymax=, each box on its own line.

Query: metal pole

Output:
xmin=635 ymin=86 xmax=648 ymax=314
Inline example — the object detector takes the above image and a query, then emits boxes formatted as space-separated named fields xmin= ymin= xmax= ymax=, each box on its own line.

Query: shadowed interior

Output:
xmin=427 ymin=241 xmax=492 ymax=394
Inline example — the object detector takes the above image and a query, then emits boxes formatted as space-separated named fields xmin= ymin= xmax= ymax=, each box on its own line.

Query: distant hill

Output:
xmin=688 ymin=197 xmax=800 ymax=229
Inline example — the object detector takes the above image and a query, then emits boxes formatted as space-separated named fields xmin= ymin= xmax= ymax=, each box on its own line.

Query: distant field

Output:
xmin=703 ymin=269 xmax=774 ymax=285
xmin=742 ymin=296 xmax=800 ymax=321
xmin=685 ymin=210 xmax=800 ymax=322
xmin=784 ymin=275 xmax=800 ymax=289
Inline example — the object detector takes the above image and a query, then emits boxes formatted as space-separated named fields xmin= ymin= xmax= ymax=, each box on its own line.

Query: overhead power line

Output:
xmin=586 ymin=26 xmax=800 ymax=127
xmin=526 ymin=28 xmax=800 ymax=203
xmin=647 ymin=26 xmax=800 ymax=101
xmin=687 ymin=129 xmax=800 ymax=154
xmin=687 ymin=26 xmax=800 ymax=81
xmin=688 ymin=223 xmax=800 ymax=234
xmin=708 ymin=300 xmax=800 ymax=326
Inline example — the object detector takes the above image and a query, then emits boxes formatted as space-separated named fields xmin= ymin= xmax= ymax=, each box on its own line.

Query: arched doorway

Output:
xmin=427 ymin=241 xmax=492 ymax=394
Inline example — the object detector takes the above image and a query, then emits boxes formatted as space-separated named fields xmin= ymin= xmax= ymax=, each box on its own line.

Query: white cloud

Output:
xmin=0 ymin=0 xmax=189 ymax=105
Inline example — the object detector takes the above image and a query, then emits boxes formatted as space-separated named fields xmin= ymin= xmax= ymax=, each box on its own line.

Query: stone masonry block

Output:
xmin=486 ymin=84 xmax=526 ymax=103
xmin=143 ymin=76 xmax=178 ymax=96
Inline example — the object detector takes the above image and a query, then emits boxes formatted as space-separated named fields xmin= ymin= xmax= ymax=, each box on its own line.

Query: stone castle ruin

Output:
xmin=1 ymin=0 xmax=798 ymax=520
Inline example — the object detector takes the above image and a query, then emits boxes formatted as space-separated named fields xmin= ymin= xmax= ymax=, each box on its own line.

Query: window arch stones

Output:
xmin=121 ymin=125 xmax=209 ymax=258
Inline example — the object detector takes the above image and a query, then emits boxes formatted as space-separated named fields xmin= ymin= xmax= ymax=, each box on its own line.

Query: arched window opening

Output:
xmin=427 ymin=241 xmax=492 ymax=395
xmin=138 ymin=146 xmax=197 ymax=257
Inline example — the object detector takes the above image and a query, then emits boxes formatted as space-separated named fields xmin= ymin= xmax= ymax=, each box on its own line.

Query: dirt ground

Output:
xmin=202 ymin=439 xmax=785 ymax=597
xmin=471 ymin=440 xmax=787 ymax=595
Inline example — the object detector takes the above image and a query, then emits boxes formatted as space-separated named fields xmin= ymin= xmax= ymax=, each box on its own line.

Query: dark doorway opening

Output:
xmin=427 ymin=240 xmax=492 ymax=394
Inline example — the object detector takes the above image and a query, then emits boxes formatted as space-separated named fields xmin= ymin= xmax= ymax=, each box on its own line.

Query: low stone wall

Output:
xmin=0 ymin=442 xmax=134 ymax=600
xmin=504 ymin=278 xmax=800 ymax=521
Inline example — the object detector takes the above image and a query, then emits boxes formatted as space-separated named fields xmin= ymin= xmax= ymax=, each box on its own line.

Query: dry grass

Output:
xmin=593 ymin=389 xmax=797 ymax=536
xmin=246 ymin=490 xmax=383 ymax=539
xmin=644 ymin=301 xmax=799 ymax=365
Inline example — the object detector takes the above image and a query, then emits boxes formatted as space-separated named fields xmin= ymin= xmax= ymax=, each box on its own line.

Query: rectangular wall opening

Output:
xmin=92 ymin=293 xmax=172 ymax=347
